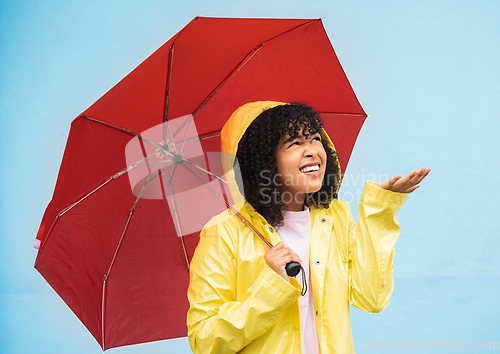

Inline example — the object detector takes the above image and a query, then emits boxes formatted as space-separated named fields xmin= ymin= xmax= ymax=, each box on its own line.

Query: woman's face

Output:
xmin=275 ymin=128 xmax=327 ymax=211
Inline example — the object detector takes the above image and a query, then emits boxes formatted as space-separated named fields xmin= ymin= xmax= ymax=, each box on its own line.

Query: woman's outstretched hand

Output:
xmin=377 ymin=167 xmax=431 ymax=193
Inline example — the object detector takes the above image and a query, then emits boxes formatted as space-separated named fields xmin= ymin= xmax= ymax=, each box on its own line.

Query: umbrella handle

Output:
xmin=285 ymin=261 xmax=301 ymax=277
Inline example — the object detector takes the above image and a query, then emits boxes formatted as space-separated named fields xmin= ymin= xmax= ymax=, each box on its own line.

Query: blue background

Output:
xmin=1 ymin=0 xmax=499 ymax=353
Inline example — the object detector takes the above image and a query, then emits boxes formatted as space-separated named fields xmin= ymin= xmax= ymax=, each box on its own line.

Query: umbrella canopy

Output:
xmin=34 ymin=17 xmax=367 ymax=350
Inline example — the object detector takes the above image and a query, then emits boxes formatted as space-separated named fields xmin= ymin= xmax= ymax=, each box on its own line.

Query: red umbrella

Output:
xmin=34 ymin=17 xmax=367 ymax=350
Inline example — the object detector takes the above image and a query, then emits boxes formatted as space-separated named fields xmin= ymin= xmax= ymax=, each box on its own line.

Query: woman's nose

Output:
xmin=304 ymin=146 xmax=318 ymax=157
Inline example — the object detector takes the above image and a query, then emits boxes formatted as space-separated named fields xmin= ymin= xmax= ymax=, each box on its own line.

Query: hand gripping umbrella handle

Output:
xmin=233 ymin=211 xmax=306 ymax=295
xmin=234 ymin=212 xmax=302 ymax=277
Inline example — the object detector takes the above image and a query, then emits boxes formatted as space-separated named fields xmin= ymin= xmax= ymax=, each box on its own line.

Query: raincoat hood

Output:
xmin=220 ymin=100 xmax=341 ymax=211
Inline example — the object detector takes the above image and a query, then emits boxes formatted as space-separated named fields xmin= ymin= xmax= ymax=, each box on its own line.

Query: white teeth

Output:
xmin=300 ymin=165 xmax=320 ymax=173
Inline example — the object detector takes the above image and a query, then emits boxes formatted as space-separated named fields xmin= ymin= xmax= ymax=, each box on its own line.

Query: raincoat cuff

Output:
xmin=259 ymin=266 xmax=302 ymax=304
xmin=362 ymin=181 xmax=408 ymax=210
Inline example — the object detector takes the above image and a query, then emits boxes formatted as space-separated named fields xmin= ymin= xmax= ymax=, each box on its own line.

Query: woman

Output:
xmin=187 ymin=101 xmax=430 ymax=353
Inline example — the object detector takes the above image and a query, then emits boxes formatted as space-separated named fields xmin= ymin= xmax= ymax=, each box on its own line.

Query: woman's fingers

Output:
xmin=415 ymin=167 xmax=431 ymax=183
xmin=402 ymin=184 xmax=420 ymax=193
xmin=273 ymin=246 xmax=301 ymax=265
xmin=265 ymin=243 xmax=302 ymax=281
xmin=377 ymin=175 xmax=401 ymax=190
xmin=395 ymin=171 xmax=419 ymax=190
xmin=388 ymin=174 xmax=403 ymax=187
xmin=400 ymin=168 xmax=430 ymax=191
xmin=379 ymin=168 xmax=431 ymax=193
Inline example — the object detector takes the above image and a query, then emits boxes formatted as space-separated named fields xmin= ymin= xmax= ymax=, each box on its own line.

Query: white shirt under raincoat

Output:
xmin=187 ymin=101 xmax=408 ymax=353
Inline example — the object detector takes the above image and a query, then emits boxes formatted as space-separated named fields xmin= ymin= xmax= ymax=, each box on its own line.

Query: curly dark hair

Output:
xmin=235 ymin=103 xmax=340 ymax=227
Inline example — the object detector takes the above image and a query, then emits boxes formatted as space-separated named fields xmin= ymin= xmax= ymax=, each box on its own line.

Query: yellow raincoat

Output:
xmin=187 ymin=101 xmax=408 ymax=353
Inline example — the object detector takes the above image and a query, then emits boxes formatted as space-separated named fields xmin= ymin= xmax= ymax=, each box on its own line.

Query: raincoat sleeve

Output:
xmin=187 ymin=216 xmax=302 ymax=354
xmin=348 ymin=181 xmax=408 ymax=312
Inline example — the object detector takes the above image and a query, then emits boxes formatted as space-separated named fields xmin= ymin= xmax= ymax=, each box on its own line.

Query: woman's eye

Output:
xmin=288 ymin=141 xmax=300 ymax=148
xmin=312 ymin=136 xmax=321 ymax=142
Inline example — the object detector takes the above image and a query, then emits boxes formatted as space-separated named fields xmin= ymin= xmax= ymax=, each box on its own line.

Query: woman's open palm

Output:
xmin=377 ymin=167 xmax=431 ymax=193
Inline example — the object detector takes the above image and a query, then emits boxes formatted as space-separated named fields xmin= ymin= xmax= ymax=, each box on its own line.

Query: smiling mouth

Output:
xmin=299 ymin=164 xmax=320 ymax=173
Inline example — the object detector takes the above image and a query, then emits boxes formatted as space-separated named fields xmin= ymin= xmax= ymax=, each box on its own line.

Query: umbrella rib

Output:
xmin=145 ymin=139 xmax=227 ymax=185
xmin=162 ymin=14 xmax=193 ymax=126
xmin=259 ymin=19 xmax=318 ymax=46
xmin=134 ymin=160 xmax=171 ymax=166
xmin=83 ymin=116 xmax=191 ymax=175
xmin=104 ymin=153 xmax=165 ymax=280
xmin=34 ymin=213 xmax=61 ymax=255
xmin=177 ymin=139 xmax=199 ymax=159
xmin=140 ymin=159 xmax=180 ymax=185
xmin=160 ymin=38 xmax=267 ymax=139
xmin=137 ymin=159 xmax=176 ymax=186
xmin=168 ymin=161 xmax=179 ymax=183
xmin=166 ymin=121 xmax=178 ymax=154
xmin=168 ymin=114 xmax=195 ymax=143
xmin=101 ymin=279 xmax=107 ymax=350
xmin=162 ymin=159 xmax=190 ymax=271
xmin=157 ymin=131 xmax=218 ymax=165
xmin=198 ymin=131 xmax=221 ymax=141
xmin=171 ymin=119 xmax=207 ymax=151
xmin=163 ymin=47 xmax=172 ymax=144
xmin=183 ymin=158 xmax=227 ymax=184
xmin=162 ymin=16 xmax=202 ymax=125
xmin=191 ymin=19 xmax=319 ymax=119
xmin=179 ymin=117 xmax=193 ymax=155
xmin=83 ymin=115 xmax=192 ymax=174
xmin=164 ymin=42 xmax=174 ymax=125
xmin=162 ymin=43 xmax=178 ymax=148
xmin=83 ymin=116 xmax=166 ymax=152
xmin=192 ymin=45 xmax=263 ymax=117
xmin=57 ymin=151 xmax=158 ymax=217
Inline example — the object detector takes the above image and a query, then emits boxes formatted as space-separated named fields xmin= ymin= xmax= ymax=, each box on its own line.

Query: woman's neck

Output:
xmin=283 ymin=193 xmax=305 ymax=211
